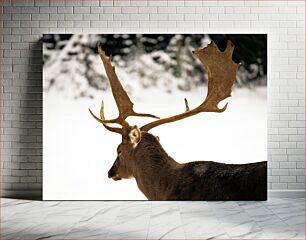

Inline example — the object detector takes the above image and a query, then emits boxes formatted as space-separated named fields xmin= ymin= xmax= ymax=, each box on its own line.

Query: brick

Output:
xmin=114 ymin=0 xmax=130 ymax=6
xmin=28 ymin=170 xmax=42 ymax=177
xmin=100 ymin=14 xmax=113 ymax=20
xmin=280 ymin=142 xmax=296 ymax=149
xmin=150 ymin=14 xmax=167 ymax=21
xmin=57 ymin=7 xmax=73 ymax=14
xmin=39 ymin=21 xmax=57 ymax=28
xmin=4 ymin=21 xmax=20 ymax=28
xmin=280 ymin=162 xmax=296 ymax=169
xmin=83 ymin=0 xmax=99 ymax=6
xmin=39 ymin=6 xmax=57 ymax=14
xmin=90 ymin=6 xmax=103 ymax=13
xmin=4 ymin=176 xmax=20 ymax=183
xmin=138 ymin=7 xmax=157 ymax=13
xmin=297 ymin=176 xmax=305 ymax=183
xmin=288 ymin=155 xmax=304 ymax=161
xmin=289 ymin=121 xmax=304 ymax=128
xmin=279 ymin=6 xmax=297 ymax=14
xmin=289 ymin=169 xmax=304 ymax=176
xmin=196 ymin=7 xmax=209 ymax=14
xmin=297 ymin=142 xmax=305 ymax=148
xmin=296 ymin=162 xmax=305 ymax=169
xmin=271 ymin=121 xmax=288 ymax=128
xmin=209 ymin=7 xmax=224 ymax=13
xmin=12 ymin=170 xmax=28 ymax=177
xmin=4 ymin=6 xmax=21 ymax=13
xmin=272 ymin=183 xmax=287 ymax=189
xmin=3 ymin=14 xmax=12 ymax=20
xmin=58 ymin=21 xmax=73 ymax=28
xmin=90 ymin=21 xmax=107 ymax=28
xmin=158 ymin=20 xmax=176 ymax=28
xmin=268 ymin=161 xmax=279 ymax=168
xmin=268 ymin=148 xmax=286 ymax=155
xmin=131 ymin=0 xmax=147 ymax=6
xmin=32 ymin=13 xmax=49 ymax=20
xmin=279 ymin=114 xmax=296 ymax=121
xmin=148 ymin=0 xmax=167 ymax=6
xmin=287 ymin=149 xmax=305 ymax=155
xmin=288 ymin=183 xmax=305 ymax=189
xmin=130 ymin=14 xmax=149 ymax=21
xmin=177 ymin=7 xmax=196 ymax=14
xmin=74 ymin=21 xmax=90 ymax=28
xmin=65 ymin=0 xmax=82 ymax=6
xmin=12 ymin=0 xmax=34 ymax=6
xmin=20 ymin=177 xmax=36 ymax=183
xmin=12 ymin=14 xmax=31 ymax=20
xmin=168 ymin=14 xmax=184 ymax=21
xmin=21 ymin=6 xmax=39 ymax=13
xmin=4 ymin=50 xmax=20 ymax=58
xmin=210 ymin=21 xmax=234 ymax=28
xmin=185 ymin=0 xmax=202 ymax=6
xmin=251 ymin=6 xmax=278 ymax=14
xmin=279 ymin=128 xmax=297 ymax=135
xmin=21 ymin=35 xmax=38 ymax=42
xmin=158 ymin=7 xmax=176 ymax=14
xmin=139 ymin=20 xmax=158 ymax=28
xmin=74 ymin=7 xmax=90 ymax=13
xmin=185 ymin=14 xmax=202 ymax=21
xmin=104 ymin=7 xmax=121 ymax=13
xmin=65 ymin=14 xmax=83 ymax=20
xmin=21 ymin=21 xmax=39 ymax=28
xmin=2 ymin=169 xmax=12 ymax=177
xmin=49 ymin=0 xmax=65 ymax=6
xmin=31 ymin=28 xmax=49 ymax=35
xmin=219 ymin=0 xmax=243 ymax=6
xmin=114 ymin=14 xmax=129 ymax=21
xmin=268 ymin=176 xmax=279 ymax=183
xmin=35 ymin=0 xmax=49 ymax=6
xmin=107 ymin=21 xmax=121 ymax=28
xmin=121 ymin=7 xmax=138 ymax=14
xmin=271 ymin=154 xmax=288 ymax=162
xmin=280 ymin=176 xmax=296 ymax=183
xmin=121 ymin=20 xmax=139 ymax=28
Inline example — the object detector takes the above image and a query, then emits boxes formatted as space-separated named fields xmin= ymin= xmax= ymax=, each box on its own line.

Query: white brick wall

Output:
xmin=1 ymin=0 xmax=305 ymax=198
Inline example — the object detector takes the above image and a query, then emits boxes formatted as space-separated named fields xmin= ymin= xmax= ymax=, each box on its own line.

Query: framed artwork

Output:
xmin=43 ymin=34 xmax=267 ymax=200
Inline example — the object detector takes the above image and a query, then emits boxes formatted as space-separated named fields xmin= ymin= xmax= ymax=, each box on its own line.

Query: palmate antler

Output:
xmin=89 ymin=40 xmax=239 ymax=135
xmin=88 ymin=42 xmax=159 ymax=135
xmin=141 ymin=40 xmax=240 ymax=131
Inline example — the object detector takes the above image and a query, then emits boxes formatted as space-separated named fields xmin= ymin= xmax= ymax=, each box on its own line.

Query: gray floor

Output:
xmin=2 ymin=198 xmax=305 ymax=239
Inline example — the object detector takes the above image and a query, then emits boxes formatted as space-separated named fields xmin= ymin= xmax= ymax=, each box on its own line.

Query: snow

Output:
xmin=43 ymin=86 xmax=267 ymax=200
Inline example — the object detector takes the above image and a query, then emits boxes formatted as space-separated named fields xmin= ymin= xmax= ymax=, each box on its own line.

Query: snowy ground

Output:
xmin=43 ymin=86 xmax=267 ymax=200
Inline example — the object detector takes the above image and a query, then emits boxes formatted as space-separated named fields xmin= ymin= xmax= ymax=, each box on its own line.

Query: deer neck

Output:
xmin=131 ymin=133 xmax=181 ymax=200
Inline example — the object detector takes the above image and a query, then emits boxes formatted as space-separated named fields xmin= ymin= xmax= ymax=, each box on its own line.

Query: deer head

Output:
xmin=89 ymin=40 xmax=239 ymax=181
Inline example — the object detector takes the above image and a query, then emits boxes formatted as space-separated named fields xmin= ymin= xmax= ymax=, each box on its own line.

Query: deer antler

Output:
xmin=89 ymin=42 xmax=159 ymax=134
xmin=140 ymin=40 xmax=240 ymax=132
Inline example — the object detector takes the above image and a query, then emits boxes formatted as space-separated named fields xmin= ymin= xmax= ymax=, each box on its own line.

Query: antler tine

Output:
xmin=88 ymin=101 xmax=122 ymax=134
xmin=89 ymin=42 xmax=159 ymax=133
xmin=141 ymin=40 xmax=240 ymax=132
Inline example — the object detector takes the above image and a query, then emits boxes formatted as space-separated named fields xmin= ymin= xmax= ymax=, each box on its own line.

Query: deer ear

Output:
xmin=129 ymin=126 xmax=141 ymax=147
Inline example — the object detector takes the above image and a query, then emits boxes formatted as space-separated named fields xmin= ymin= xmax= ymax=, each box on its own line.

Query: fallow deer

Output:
xmin=89 ymin=40 xmax=267 ymax=200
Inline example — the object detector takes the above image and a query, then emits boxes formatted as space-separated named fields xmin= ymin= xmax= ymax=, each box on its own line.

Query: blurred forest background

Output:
xmin=43 ymin=34 xmax=267 ymax=99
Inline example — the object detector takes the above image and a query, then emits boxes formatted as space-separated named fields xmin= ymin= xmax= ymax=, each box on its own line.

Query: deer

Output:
xmin=89 ymin=40 xmax=267 ymax=201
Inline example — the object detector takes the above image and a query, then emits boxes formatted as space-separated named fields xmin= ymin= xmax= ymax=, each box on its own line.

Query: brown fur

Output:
xmin=108 ymin=131 xmax=267 ymax=200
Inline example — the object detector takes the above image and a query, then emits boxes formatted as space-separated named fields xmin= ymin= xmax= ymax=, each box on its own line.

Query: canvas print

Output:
xmin=43 ymin=34 xmax=267 ymax=200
